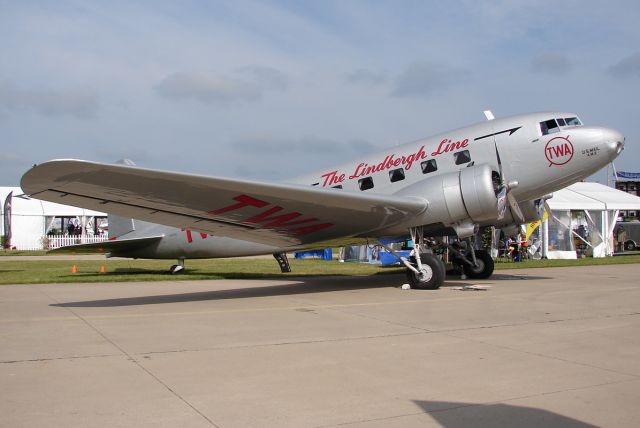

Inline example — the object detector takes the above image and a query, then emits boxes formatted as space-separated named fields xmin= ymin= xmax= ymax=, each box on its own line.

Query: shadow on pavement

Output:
xmin=415 ymin=400 xmax=597 ymax=428
xmin=51 ymin=274 xmax=421 ymax=307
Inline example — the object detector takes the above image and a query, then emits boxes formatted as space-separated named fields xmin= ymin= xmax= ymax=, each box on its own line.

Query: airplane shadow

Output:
xmin=414 ymin=400 xmax=597 ymax=428
xmin=481 ymin=272 xmax=552 ymax=281
xmin=50 ymin=272 xmax=553 ymax=308
xmin=51 ymin=274 xmax=409 ymax=308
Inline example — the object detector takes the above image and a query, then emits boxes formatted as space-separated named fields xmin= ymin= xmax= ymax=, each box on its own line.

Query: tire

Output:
xmin=169 ymin=264 xmax=185 ymax=274
xmin=624 ymin=240 xmax=636 ymax=251
xmin=406 ymin=254 xmax=445 ymax=290
xmin=463 ymin=250 xmax=495 ymax=279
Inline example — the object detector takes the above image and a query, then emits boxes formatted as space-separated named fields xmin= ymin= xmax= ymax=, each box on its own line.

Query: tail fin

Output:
xmin=108 ymin=214 xmax=160 ymax=239
xmin=108 ymin=214 xmax=136 ymax=239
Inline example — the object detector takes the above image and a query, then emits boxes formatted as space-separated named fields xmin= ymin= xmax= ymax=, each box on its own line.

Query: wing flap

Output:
xmin=22 ymin=160 xmax=428 ymax=246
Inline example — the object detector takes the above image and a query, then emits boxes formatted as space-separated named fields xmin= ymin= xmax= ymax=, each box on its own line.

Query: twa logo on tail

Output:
xmin=545 ymin=136 xmax=574 ymax=167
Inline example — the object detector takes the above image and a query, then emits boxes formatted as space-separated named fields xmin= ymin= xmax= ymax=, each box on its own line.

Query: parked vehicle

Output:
xmin=616 ymin=221 xmax=640 ymax=251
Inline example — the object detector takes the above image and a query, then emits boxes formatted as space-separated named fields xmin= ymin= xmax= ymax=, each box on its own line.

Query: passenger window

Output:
xmin=454 ymin=150 xmax=471 ymax=165
xmin=331 ymin=185 xmax=343 ymax=189
xmin=358 ymin=177 xmax=374 ymax=191
xmin=421 ymin=159 xmax=437 ymax=174
xmin=389 ymin=168 xmax=405 ymax=183
xmin=540 ymin=119 xmax=560 ymax=135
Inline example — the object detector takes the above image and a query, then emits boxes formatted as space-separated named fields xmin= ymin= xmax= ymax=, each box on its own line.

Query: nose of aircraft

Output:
xmin=602 ymin=128 xmax=625 ymax=160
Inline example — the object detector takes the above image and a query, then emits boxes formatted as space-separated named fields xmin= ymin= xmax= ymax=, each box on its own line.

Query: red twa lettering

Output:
xmin=243 ymin=206 xmax=318 ymax=228
xmin=545 ymin=136 xmax=574 ymax=167
xmin=208 ymin=194 xmax=334 ymax=236
xmin=209 ymin=195 xmax=268 ymax=215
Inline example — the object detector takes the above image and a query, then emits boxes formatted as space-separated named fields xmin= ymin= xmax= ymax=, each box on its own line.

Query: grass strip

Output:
xmin=1 ymin=254 xmax=639 ymax=285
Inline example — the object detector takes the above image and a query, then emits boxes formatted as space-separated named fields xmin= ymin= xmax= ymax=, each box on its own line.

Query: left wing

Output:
xmin=22 ymin=160 xmax=428 ymax=247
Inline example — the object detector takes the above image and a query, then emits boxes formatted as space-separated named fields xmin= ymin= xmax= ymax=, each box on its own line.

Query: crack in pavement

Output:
xmin=31 ymin=284 xmax=221 ymax=428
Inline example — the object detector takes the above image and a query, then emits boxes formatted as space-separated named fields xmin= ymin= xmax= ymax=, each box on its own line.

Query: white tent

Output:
xmin=541 ymin=182 xmax=640 ymax=259
xmin=1 ymin=187 xmax=107 ymax=250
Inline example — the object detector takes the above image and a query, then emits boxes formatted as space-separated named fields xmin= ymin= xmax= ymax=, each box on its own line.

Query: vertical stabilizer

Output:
xmin=108 ymin=214 xmax=136 ymax=239
xmin=109 ymin=158 xmax=137 ymax=239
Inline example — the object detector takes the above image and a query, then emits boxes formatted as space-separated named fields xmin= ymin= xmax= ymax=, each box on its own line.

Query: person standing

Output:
xmin=617 ymin=226 xmax=626 ymax=252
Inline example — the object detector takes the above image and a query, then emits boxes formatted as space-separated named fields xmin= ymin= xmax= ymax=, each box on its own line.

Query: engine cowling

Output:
xmin=395 ymin=163 xmax=499 ymax=230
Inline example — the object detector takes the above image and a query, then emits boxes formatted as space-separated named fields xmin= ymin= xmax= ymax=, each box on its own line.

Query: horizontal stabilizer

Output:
xmin=49 ymin=235 xmax=163 ymax=255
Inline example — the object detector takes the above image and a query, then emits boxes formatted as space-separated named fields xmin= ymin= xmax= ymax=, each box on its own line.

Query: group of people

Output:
xmin=504 ymin=232 xmax=528 ymax=261
xmin=66 ymin=221 xmax=83 ymax=236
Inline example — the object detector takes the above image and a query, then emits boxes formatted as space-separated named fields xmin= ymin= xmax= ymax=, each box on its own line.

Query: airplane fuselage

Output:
xmin=102 ymin=111 xmax=624 ymax=260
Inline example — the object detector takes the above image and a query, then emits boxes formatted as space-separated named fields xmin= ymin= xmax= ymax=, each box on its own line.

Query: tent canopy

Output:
xmin=1 ymin=187 xmax=106 ymax=217
xmin=547 ymin=182 xmax=640 ymax=211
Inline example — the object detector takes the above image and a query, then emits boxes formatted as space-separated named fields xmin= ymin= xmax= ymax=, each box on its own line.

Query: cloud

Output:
xmin=229 ymin=135 xmax=377 ymax=180
xmin=0 ymin=152 xmax=25 ymax=166
xmin=608 ymin=52 xmax=640 ymax=78
xmin=233 ymin=66 xmax=290 ymax=90
xmin=154 ymin=72 xmax=261 ymax=104
xmin=344 ymin=69 xmax=387 ymax=86
xmin=391 ymin=62 xmax=470 ymax=99
xmin=0 ymin=82 xmax=98 ymax=119
xmin=155 ymin=66 xmax=289 ymax=105
xmin=531 ymin=53 xmax=572 ymax=75
xmin=232 ymin=135 xmax=376 ymax=156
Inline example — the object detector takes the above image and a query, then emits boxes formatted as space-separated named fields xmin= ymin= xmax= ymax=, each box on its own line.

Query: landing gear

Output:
xmin=450 ymin=246 xmax=495 ymax=280
xmin=461 ymin=250 xmax=494 ymax=279
xmin=406 ymin=253 xmax=446 ymax=289
xmin=380 ymin=226 xmax=446 ymax=290
xmin=380 ymin=225 xmax=497 ymax=289
xmin=169 ymin=258 xmax=185 ymax=274
xmin=273 ymin=252 xmax=291 ymax=273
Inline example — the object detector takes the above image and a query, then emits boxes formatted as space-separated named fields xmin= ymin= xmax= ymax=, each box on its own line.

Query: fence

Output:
xmin=45 ymin=235 xmax=109 ymax=250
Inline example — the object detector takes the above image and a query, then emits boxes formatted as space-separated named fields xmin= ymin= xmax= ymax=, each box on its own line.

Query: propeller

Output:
xmin=494 ymin=142 xmax=525 ymax=223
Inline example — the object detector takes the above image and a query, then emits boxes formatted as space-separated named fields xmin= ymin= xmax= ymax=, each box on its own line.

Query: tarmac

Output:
xmin=1 ymin=264 xmax=640 ymax=427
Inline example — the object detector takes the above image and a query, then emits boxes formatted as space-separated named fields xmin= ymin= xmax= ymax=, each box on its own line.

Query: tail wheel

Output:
xmin=169 ymin=264 xmax=185 ymax=274
xmin=463 ymin=250 xmax=494 ymax=279
xmin=406 ymin=253 xmax=445 ymax=290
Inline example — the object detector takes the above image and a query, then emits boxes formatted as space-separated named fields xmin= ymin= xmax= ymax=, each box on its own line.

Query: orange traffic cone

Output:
xmin=71 ymin=265 xmax=78 ymax=273
xmin=100 ymin=265 xmax=106 ymax=273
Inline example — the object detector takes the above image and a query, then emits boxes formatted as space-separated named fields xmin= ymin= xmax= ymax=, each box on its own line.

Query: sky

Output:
xmin=1 ymin=0 xmax=639 ymax=186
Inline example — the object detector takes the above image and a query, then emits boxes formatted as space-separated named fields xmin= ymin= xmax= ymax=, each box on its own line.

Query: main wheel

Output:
xmin=463 ymin=250 xmax=494 ymax=279
xmin=406 ymin=254 xmax=445 ymax=290
xmin=624 ymin=240 xmax=636 ymax=251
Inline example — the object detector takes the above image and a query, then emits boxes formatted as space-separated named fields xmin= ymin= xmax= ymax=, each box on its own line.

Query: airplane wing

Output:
xmin=22 ymin=160 xmax=427 ymax=247
xmin=49 ymin=235 xmax=163 ymax=254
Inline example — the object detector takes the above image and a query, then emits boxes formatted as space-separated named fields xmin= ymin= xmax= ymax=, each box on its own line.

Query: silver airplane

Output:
xmin=21 ymin=111 xmax=624 ymax=289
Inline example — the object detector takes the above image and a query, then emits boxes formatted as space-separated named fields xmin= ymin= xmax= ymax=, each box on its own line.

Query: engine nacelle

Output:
xmin=395 ymin=163 xmax=499 ymax=231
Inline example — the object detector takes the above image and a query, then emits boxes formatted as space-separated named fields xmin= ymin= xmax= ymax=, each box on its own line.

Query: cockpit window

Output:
xmin=564 ymin=117 xmax=582 ymax=126
xmin=540 ymin=119 xmax=560 ymax=136
xmin=557 ymin=118 xmax=566 ymax=126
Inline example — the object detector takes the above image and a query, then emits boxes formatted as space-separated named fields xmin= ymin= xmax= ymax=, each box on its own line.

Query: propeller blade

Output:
xmin=497 ymin=187 xmax=507 ymax=220
xmin=507 ymin=192 xmax=525 ymax=224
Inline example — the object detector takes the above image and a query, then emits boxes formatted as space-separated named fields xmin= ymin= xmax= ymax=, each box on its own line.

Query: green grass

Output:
xmin=494 ymin=255 xmax=640 ymax=269
xmin=0 ymin=254 xmax=639 ymax=285
xmin=0 ymin=250 xmax=48 ymax=256
xmin=0 ymin=258 xmax=405 ymax=285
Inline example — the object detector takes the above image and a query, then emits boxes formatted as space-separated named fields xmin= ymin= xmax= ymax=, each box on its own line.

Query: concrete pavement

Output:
xmin=1 ymin=264 xmax=639 ymax=427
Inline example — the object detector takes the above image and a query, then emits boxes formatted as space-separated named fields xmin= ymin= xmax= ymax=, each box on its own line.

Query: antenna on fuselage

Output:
xmin=483 ymin=110 xmax=495 ymax=121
